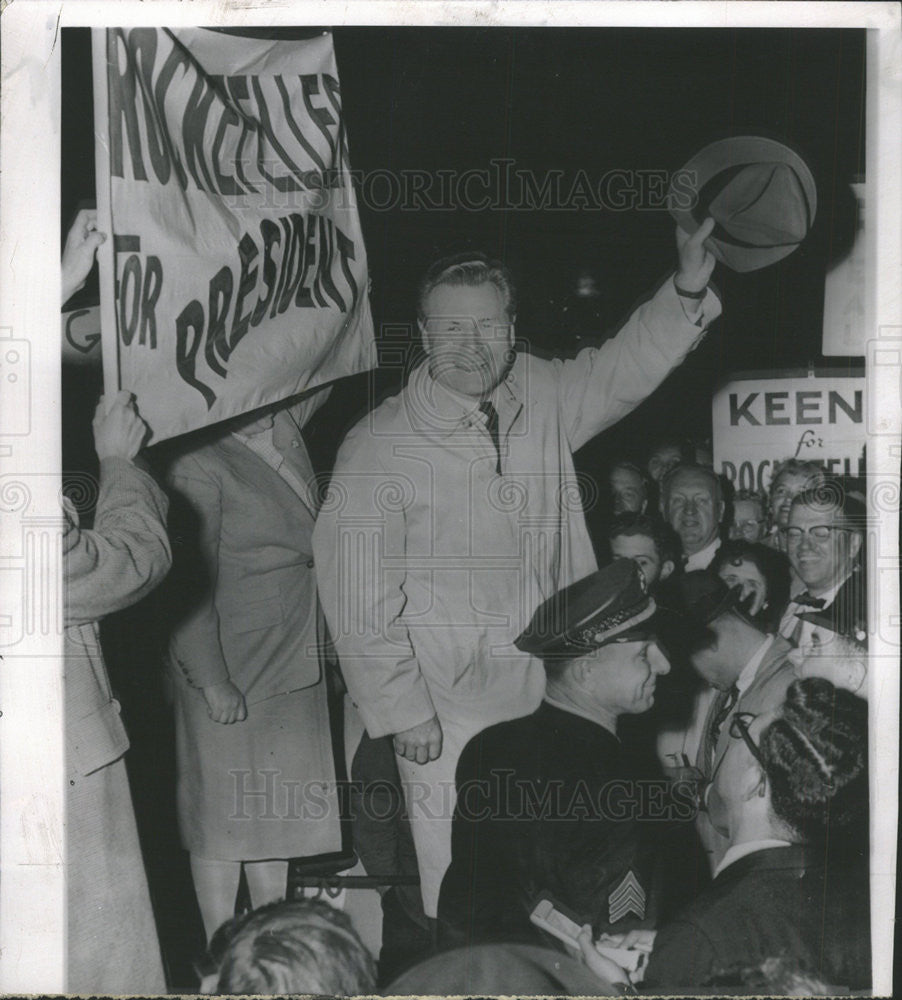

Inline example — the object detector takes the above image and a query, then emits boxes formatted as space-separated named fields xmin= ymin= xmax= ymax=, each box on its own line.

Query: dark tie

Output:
xmin=792 ymin=592 xmax=827 ymax=609
xmin=706 ymin=684 xmax=739 ymax=772
xmin=478 ymin=401 xmax=502 ymax=475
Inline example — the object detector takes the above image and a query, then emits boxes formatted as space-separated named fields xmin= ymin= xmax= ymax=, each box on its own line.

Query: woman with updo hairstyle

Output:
xmin=760 ymin=676 xmax=868 ymax=846
xmin=712 ymin=539 xmax=791 ymax=632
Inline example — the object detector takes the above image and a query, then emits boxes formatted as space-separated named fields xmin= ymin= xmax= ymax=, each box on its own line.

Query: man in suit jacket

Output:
xmin=164 ymin=390 xmax=342 ymax=939
xmin=779 ymin=482 xmax=866 ymax=648
xmin=670 ymin=571 xmax=796 ymax=871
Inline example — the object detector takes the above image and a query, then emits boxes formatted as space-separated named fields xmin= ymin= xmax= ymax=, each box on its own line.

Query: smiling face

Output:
xmin=587 ymin=638 xmax=671 ymax=715
xmin=786 ymin=501 xmax=862 ymax=596
xmin=666 ymin=469 xmax=724 ymax=555
xmin=717 ymin=557 xmax=768 ymax=616
xmin=420 ymin=281 xmax=514 ymax=399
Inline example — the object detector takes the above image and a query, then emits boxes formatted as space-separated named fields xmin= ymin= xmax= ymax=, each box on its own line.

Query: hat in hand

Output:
xmin=515 ymin=559 xmax=656 ymax=659
xmin=669 ymin=135 xmax=817 ymax=272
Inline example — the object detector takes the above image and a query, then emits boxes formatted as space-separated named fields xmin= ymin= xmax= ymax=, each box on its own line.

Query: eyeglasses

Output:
xmin=728 ymin=712 xmax=767 ymax=771
xmin=782 ymin=524 xmax=854 ymax=542
xmin=699 ymin=711 xmax=767 ymax=811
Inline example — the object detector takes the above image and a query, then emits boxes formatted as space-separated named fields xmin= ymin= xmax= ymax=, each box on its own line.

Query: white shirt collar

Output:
xmin=684 ymin=536 xmax=722 ymax=572
xmin=410 ymin=359 xmax=521 ymax=436
xmin=714 ymin=838 xmax=793 ymax=878
xmin=736 ymin=634 xmax=775 ymax=696
xmin=808 ymin=574 xmax=848 ymax=604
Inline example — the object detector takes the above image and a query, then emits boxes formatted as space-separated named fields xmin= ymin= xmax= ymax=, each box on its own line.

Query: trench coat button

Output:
xmin=307 ymin=559 xmax=315 ymax=568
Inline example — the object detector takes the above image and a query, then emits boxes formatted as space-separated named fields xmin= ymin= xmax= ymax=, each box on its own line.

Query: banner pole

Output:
xmin=91 ymin=28 xmax=120 ymax=403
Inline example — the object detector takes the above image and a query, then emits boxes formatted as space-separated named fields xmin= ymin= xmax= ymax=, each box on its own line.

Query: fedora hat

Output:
xmin=515 ymin=559 xmax=657 ymax=659
xmin=669 ymin=136 xmax=817 ymax=272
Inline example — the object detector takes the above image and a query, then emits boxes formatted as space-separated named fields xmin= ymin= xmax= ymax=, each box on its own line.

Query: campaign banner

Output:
xmin=62 ymin=304 xmax=102 ymax=367
xmin=712 ymin=371 xmax=867 ymax=494
xmin=93 ymin=28 xmax=374 ymax=442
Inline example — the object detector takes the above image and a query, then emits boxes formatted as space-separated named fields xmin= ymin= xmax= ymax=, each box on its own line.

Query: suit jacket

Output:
xmin=699 ymin=635 xmax=797 ymax=780
xmin=438 ymin=701 xmax=675 ymax=946
xmin=644 ymin=844 xmax=871 ymax=993
xmin=695 ymin=636 xmax=796 ymax=867
xmin=64 ymin=457 xmax=171 ymax=777
xmin=165 ymin=414 xmax=323 ymax=704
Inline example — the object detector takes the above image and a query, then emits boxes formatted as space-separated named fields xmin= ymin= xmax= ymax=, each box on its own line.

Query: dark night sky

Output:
xmin=61 ymin=25 xmax=866 ymax=467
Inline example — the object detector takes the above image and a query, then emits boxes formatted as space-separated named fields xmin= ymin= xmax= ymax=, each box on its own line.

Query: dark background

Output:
xmin=60 ymin=25 xmax=868 ymax=989
xmin=63 ymin=26 xmax=866 ymax=470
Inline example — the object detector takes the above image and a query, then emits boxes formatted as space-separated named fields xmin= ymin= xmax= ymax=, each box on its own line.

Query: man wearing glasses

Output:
xmin=778 ymin=482 xmax=866 ymax=648
xmin=578 ymin=678 xmax=870 ymax=993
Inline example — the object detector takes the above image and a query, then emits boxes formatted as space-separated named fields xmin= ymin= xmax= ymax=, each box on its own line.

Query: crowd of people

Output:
xmin=61 ymin=208 xmax=870 ymax=995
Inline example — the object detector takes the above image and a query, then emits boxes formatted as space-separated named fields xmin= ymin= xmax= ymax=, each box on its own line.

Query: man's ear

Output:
xmin=418 ymin=318 xmax=432 ymax=354
xmin=659 ymin=559 xmax=675 ymax=582
xmin=570 ymin=656 xmax=593 ymax=690
xmin=716 ymin=500 xmax=726 ymax=525
xmin=848 ymin=530 xmax=863 ymax=561
xmin=739 ymin=759 xmax=768 ymax=803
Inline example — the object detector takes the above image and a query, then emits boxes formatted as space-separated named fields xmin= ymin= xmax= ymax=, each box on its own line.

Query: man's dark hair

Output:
xmin=607 ymin=512 xmax=680 ymax=566
xmin=760 ymin=678 xmax=868 ymax=843
xmin=214 ymin=898 xmax=376 ymax=996
xmin=417 ymin=251 xmax=517 ymax=321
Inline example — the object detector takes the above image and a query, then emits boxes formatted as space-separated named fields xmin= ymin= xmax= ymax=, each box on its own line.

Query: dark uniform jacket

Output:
xmin=644 ymin=844 xmax=871 ymax=993
xmin=438 ymin=700 xmax=686 ymax=945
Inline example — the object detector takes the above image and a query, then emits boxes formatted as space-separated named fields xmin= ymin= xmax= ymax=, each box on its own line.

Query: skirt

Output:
xmin=174 ymin=679 xmax=342 ymax=861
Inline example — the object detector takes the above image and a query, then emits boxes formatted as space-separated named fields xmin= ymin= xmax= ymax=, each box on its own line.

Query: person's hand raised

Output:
xmin=675 ymin=216 xmax=716 ymax=294
xmin=62 ymin=208 xmax=106 ymax=304
xmin=92 ymin=391 xmax=148 ymax=462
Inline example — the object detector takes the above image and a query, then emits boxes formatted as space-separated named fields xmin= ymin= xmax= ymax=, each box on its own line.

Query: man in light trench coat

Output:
xmin=313 ymin=219 xmax=720 ymax=919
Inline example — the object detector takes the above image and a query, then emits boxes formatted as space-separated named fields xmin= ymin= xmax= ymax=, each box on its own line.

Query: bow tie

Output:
xmin=792 ymin=592 xmax=826 ymax=609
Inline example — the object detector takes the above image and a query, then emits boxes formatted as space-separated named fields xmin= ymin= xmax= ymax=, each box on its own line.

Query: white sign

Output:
xmin=712 ymin=371 xmax=867 ymax=494
xmin=94 ymin=28 xmax=375 ymax=442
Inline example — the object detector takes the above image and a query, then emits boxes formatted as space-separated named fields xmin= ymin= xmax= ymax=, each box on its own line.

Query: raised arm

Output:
xmin=64 ymin=392 xmax=171 ymax=625
xmin=558 ymin=219 xmax=720 ymax=452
